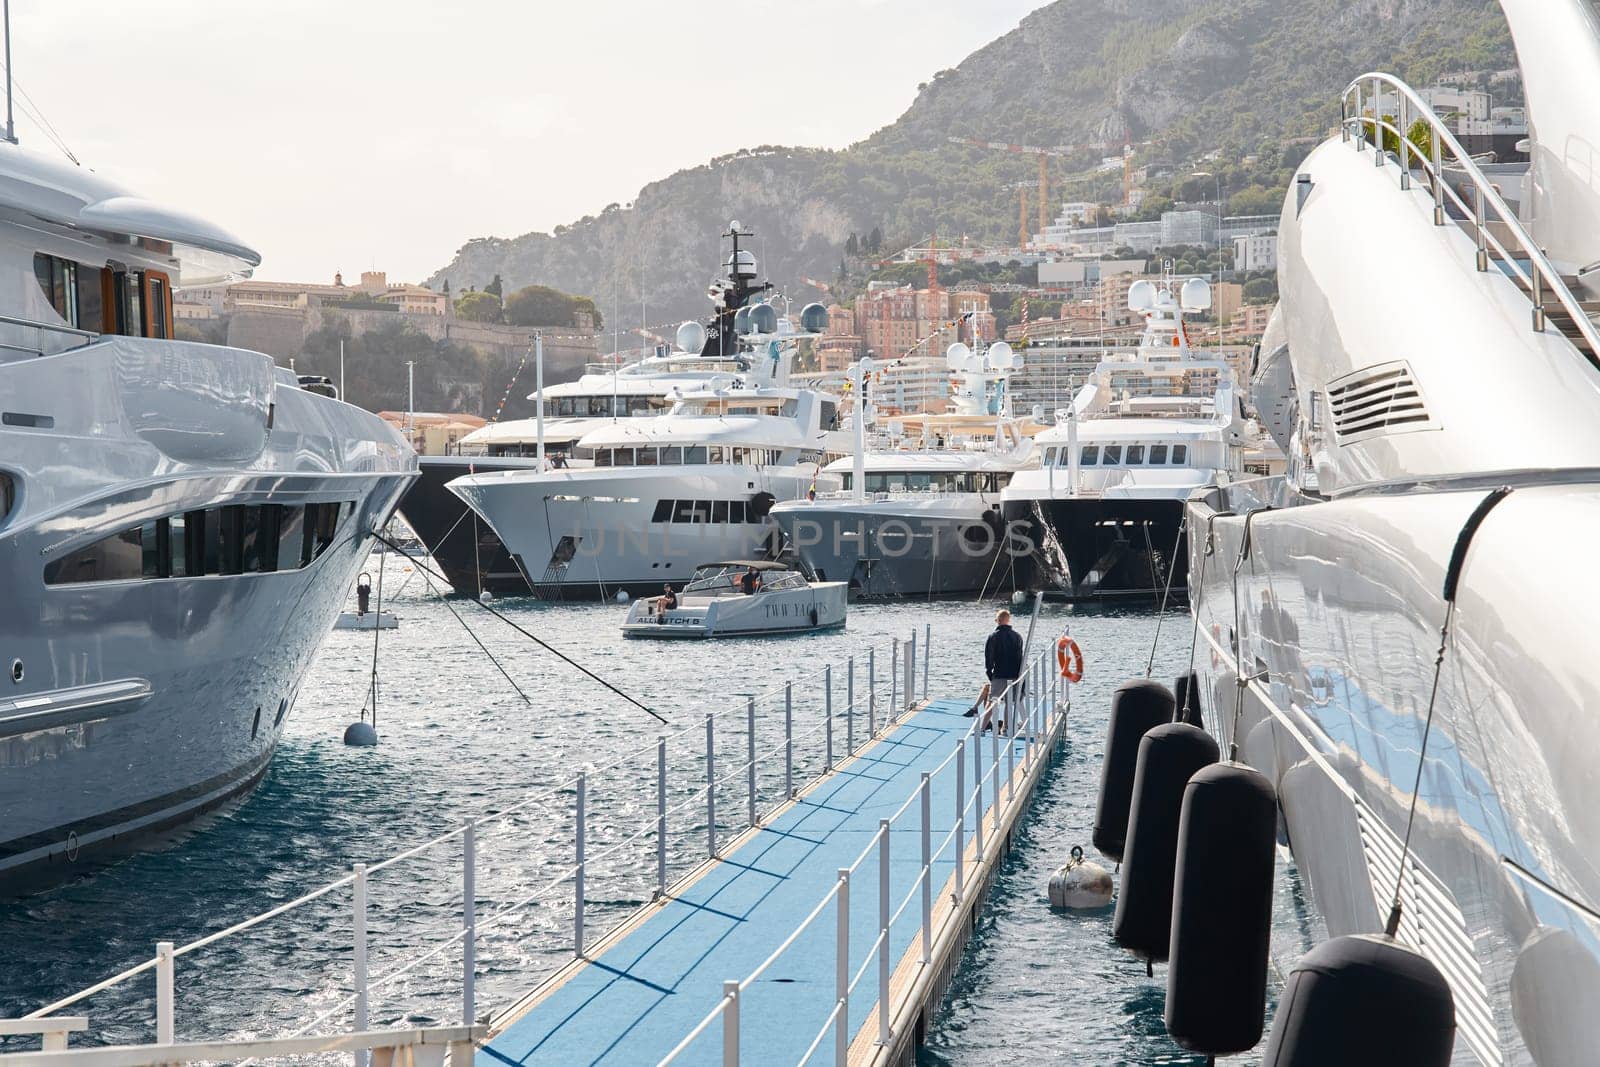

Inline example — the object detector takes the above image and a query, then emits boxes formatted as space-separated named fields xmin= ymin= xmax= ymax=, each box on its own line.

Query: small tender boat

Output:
xmin=621 ymin=561 xmax=846 ymax=639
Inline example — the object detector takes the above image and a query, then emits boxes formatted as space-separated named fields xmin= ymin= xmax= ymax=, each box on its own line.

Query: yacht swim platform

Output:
xmin=484 ymin=680 xmax=1067 ymax=1066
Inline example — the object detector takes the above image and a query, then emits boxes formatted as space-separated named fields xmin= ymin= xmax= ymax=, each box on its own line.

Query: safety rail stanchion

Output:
xmin=747 ymin=698 xmax=757 ymax=828
xmin=353 ymin=865 xmax=368 ymax=1067
xmin=919 ymin=773 xmax=932 ymax=965
xmin=574 ymin=772 xmax=587 ymax=958
xmin=923 ymin=623 xmax=931 ymax=702
xmin=908 ymin=629 xmax=917 ymax=706
xmin=972 ymin=724 xmax=985 ymax=858
xmin=847 ymin=658 xmax=856 ymax=755
xmin=890 ymin=638 xmax=899 ymax=722
xmin=1007 ymin=689 xmax=1017 ymax=803
xmin=656 ymin=737 xmax=668 ymax=898
xmin=991 ymin=719 xmax=1002 ymax=837
xmin=721 ymin=981 xmax=739 ymax=1067
xmin=876 ymin=819 xmax=892 ymax=1046
xmin=785 ymin=683 xmax=794 ymax=799
xmin=825 ymin=664 xmax=834 ymax=772
xmin=705 ymin=713 xmax=718 ymax=858
xmin=835 ymin=868 xmax=850 ymax=1065
xmin=954 ymin=739 xmax=967 ymax=904
xmin=869 ymin=649 xmax=877 ymax=736
xmin=155 ymin=941 xmax=174 ymax=1047
xmin=463 ymin=817 xmax=476 ymax=1025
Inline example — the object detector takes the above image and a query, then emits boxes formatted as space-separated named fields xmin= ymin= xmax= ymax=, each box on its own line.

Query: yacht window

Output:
xmin=1102 ymin=445 xmax=1123 ymax=464
xmin=218 ymin=506 xmax=246 ymax=574
xmin=665 ymin=446 xmax=687 ymax=465
xmin=277 ymin=506 xmax=307 ymax=570
xmin=1080 ymin=446 xmax=1099 ymax=466
xmin=168 ymin=513 xmax=190 ymax=577
xmin=554 ymin=399 xmax=572 ymax=417
xmin=592 ymin=449 xmax=611 ymax=467
xmin=147 ymin=276 xmax=169 ymax=339
xmin=906 ymin=473 xmax=932 ymax=491
xmin=708 ymin=446 xmax=723 ymax=463
xmin=1126 ymin=445 xmax=1146 ymax=465
xmin=684 ymin=446 xmax=708 ymax=465
xmin=993 ymin=472 xmax=1014 ymax=491
xmin=820 ymin=400 xmax=838 ymax=429
xmin=141 ymin=522 xmax=163 ymax=579
xmin=113 ymin=272 xmax=144 ymax=337
xmin=651 ymin=500 xmax=674 ymax=523
xmin=712 ymin=501 xmax=729 ymax=523
xmin=33 ymin=254 xmax=81 ymax=327
xmin=611 ymin=448 xmax=633 ymax=466
xmin=637 ymin=447 xmax=658 ymax=466
xmin=692 ymin=501 xmax=712 ymax=523
xmin=628 ymin=397 xmax=652 ymax=415
xmin=0 ymin=471 xmax=13 ymax=524
xmin=671 ymin=500 xmax=696 ymax=523
xmin=728 ymin=500 xmax=746 ymax=524
xmin=45 ymin=525 xmax=145 ymax=584
xmin=311 ymin=502 xmax=340 ymax=558
xmin=1171 ymin=444 xmax=1188 ymax=464
xmin=1149 ymin=445 xmax=1169 ymax=464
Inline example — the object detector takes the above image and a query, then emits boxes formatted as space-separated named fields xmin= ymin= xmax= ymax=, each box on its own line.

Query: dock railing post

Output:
xmin=705 ymin=713 xmax=717 ymax=859
xmin=463 ymin=818 xmax=476 ymax=1025
xmin=991 ymin=720 xmax=1002 ymax=837
xmin=574 ymin=772 xmax=587 ymax=958
xmin=784 ymin=683 xmax=794 ymax=798
xmin=954 ymin=739 xmax=966 ymax=903
xmin=835 ymin=869 xmax=850 ymax=1066
xmin=825 ymin=664 xmax=834 ymax=773
xmin=847 ymin=657 xmax=856 ymax=755
xmin=1006 ymin=693 xmax=1017 ymax=803
xmin=923 ymin=623 xmax=931 ymax=703
xmin=890 ymin=638 xmax=899 ymax=723
xmin=972 ymin=723 xmax=985 ymax=858
xmin=721 ymin=980 xmax=739 ymax=1067
xmin=155 ymin=941 xmax=174 ymax=1047
xmin=908 ymin=628 xmax=917 ymax=705
xmin=876 ymin=819 xmax=892 ymax=1046
xmin=919 ymin=772 xmax=932 ymax=965
xmin=657 ymin=736 xmax=668 ymax=898
xmin=747 ymin=698 xmax=757 ymax=828
xmin=353 ymin=864 xmax=368 ymax=1067
xmin=868 ymin=649 xmax=877 ymax=737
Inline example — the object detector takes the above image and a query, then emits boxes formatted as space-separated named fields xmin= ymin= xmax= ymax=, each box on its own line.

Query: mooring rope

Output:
xmin=1144 ymin=517 xmax=1186 ymax=677
xmin=373 ymin=531 xmax=668 ymax=724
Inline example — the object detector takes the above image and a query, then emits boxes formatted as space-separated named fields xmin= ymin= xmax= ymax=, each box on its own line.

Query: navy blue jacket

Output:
xmin=985 ymin=624 xmax=1024 ymax=681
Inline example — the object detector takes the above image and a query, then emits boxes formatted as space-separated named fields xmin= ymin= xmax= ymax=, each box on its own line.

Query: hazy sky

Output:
xmin=16 ymin=1 xmax=1047 ymax=284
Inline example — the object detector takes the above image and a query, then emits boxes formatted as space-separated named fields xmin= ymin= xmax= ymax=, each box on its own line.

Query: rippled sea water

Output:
xmin=0 ymin=556 xmax=1315 ymax=1063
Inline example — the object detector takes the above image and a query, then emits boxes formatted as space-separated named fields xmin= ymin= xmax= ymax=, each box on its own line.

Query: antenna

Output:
xmin=4 ymin=0 xmax=15 ymax=144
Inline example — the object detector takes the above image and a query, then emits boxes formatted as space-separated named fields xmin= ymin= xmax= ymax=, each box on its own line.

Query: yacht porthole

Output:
xmin=251 ymin=706 xmax=261 ymax=739
xmin=9 ymin=659 xmax=21 ymax=683
xmin=65 ymin=831 xmax=80 ymax=861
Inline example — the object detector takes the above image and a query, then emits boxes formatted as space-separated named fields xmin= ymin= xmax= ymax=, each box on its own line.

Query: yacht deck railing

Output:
xmin=1342 ymin=72 xmax=1600 ymax=366
xmin=0 ymin=313 xmax=99 ymax=359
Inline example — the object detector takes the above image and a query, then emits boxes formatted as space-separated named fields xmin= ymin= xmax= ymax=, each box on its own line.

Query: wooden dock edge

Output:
xmin=849 ymin=701 xmax=1071 ymax=1067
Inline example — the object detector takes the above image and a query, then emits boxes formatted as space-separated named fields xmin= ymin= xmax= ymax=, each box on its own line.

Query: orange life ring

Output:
xmin=1056 ymin=636 xmax=1084 ymax=682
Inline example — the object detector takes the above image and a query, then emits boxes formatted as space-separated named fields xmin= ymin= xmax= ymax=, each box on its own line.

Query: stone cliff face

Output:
xmin=429 ymin=0 xmax=1510 ymax=340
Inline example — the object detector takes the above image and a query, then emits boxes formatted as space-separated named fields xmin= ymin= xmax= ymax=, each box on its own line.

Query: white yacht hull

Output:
xmin=620 ymin=582 xmax=847 ymax=639
xmin=0 ymin=338 xmax=413 ymax=887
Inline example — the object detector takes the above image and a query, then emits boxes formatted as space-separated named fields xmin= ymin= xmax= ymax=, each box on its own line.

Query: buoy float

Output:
xmin=1056 ymin=635 xmax=1084 ymax=682
xmin=479 ymin=590 xmax=494 ymax=603
xmin=1173 ymin=669 xmax=1204 ymax=727
xmin=615 ymin=590 xmax=630 ymax=604
xmin=1011 ymin=589 xmax=1028 ymax=606
xmin=1092 ymin=679 xmax=1176 ymax=862
xmin=1165 ymin=761 xmax=1278 ymax=1056
xmin=1511 ymin=926 xmax=1600 ymax=1065
xmin=343 ymin=720 xmax=378 ymax=747
xmin=1048 ymin=845 xmax=1114 ymax=910
xmin=1113 ymin=723 xmax=1220 ymax=965
xmin=1263 ymin=934 xmax=1455 ymax=1067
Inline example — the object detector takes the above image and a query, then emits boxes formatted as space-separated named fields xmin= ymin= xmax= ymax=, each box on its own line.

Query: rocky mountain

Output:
xmin=428 ymin=0 xmax=1513 ymax=345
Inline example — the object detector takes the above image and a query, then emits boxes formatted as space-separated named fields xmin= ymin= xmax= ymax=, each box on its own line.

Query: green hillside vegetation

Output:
xmin=430 ymin=0 xmax=1514 ymax=341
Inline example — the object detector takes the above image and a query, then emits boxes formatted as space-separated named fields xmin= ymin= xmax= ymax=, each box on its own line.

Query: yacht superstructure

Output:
xmin=1187 ymin=4 xmax=1600 ymax=1060
xmin=1002 ymin=278 xmax=1255 ymax=599
xmin=448 ymin=225 xmax=846 ymax=599
xmin=770 ymin=341 xmax=1038 ymax=599
xmin=0 ymin=141 xmax=414 ymax=886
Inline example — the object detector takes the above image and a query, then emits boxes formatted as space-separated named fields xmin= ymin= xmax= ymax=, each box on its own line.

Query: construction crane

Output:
xmin=1005 ymin=181 xmax=1034 ymax=246
xmin=947 ymin=134 xmax=1153 ymax=231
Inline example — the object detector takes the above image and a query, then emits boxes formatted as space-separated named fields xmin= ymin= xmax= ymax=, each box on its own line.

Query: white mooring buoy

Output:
xmin=1049 ymin=846 xmax=1114 ymax=910
xmin=615 ymin=590 xmax=630 ymax=604
xmin=479 ymin=589 xmax=494 ymax=604
xmin=343 ymin=720 xmax=378 ymax=747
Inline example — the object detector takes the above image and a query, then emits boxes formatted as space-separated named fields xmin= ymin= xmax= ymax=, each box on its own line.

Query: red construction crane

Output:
xmin=947 ymin=134 xmax=1153 ymax=228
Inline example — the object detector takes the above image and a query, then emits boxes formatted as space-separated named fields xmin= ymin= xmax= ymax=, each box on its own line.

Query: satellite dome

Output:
xmin=945 ymin=342 xmax=973 ymax=370
xmin=676 ymin=320 xmax=707 ymax=353
xmin=726 ymin=250 xmax=758 ymax=278
xmin=799 ymin=302 xmax=829 ymax=333
xmin=748 ymin=303 xmax=778 ymax=334
xmin=1128 ymin=280 xmax=1157 ymax=313
xmin=987 ymin=341 xmax=1017 ymax=370
xmin=1180 ymin=277 xmax=1213 ymax=312
xmin=733 ymin=306 xmax=753 ymax=335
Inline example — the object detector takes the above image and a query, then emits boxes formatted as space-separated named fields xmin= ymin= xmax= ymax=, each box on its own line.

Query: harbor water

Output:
xmin=0 ymin=558 xmax=1314 ymax=1062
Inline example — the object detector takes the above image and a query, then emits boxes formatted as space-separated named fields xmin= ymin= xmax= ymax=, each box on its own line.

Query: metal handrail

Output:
xmin=1341 ymin=72 xmax=1600 ymax=364
xmin=0 ymin=312 xmax=98 ymax=341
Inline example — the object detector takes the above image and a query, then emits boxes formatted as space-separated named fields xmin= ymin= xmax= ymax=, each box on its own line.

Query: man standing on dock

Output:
xmin=984 ymin=608 xmax=1024 ymax=733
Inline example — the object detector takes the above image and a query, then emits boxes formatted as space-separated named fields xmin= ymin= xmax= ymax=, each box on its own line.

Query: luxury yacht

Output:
xmin=0 ymin=141 xmax=414 ymax=887
xmin=398 ymin=348 xmax=750 ymax=597
xmin=448 ymin=226 xmax=847 ymax=599
xmin=1002 ymin=277 xmax=1256 ymax=600
xmin=1187 ymin=2 xmax=1600 ymax=1061
xmin=769 ymin=341 xmax=1038 ymax=599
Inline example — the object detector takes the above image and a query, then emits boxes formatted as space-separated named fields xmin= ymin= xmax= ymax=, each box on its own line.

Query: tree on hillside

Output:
xmin=485 ymin=274 xmax=504 ymax=300
xmin=867 ymin=226 xmax=883 ymax=253
xmin=295 ymin=317 xmax=489 ymax=415
xmin=1243 ymin=278 xmax=1276 ymax=304
xmin=571 ymin=296 xmax=603 ymax=330
xmin=505 ymin=285 xmax=575 ymax=327
xmin=846 ymin=233 xmax=859 ymax=257
xmin=456 ymin=291 xmax=502 ymax=323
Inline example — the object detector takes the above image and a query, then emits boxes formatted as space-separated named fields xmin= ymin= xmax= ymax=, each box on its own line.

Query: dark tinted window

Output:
xmin=1126 ymin=445 xmax=1145 ymax=465
xmin=651 ymin=499 xmax=674 ymax=523
xmin=45 ymin=526 xmax=143 ymax=584
xmin=1149 ymin=445 xmax=1169 ymax=464
xmin=1171 ymin=445 xmax=1188 ymax=464
xmin=1080 ymin=446 xmax=1099 ymax=466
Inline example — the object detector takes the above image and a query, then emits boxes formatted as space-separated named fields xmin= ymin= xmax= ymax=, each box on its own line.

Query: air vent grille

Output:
xmin=1327 ymin=361 xmax=1433 ymax=443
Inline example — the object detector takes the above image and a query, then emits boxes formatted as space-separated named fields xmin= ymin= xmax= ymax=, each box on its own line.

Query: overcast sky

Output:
xmin=16 ymin=1 xmax=1046 ymax=283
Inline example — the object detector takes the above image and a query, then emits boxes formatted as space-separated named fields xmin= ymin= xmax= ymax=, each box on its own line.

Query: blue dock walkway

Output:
xmin=480 ymin=689 xmax=1065 ymax=1067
